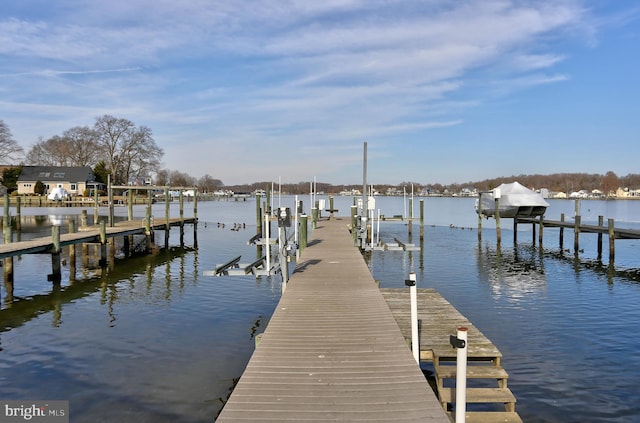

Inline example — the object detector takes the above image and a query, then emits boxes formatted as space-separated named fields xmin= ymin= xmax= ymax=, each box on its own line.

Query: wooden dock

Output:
xmin=381 ymin=288 xmax=522 ymax=423
xmin=216 ymin=218 xmax=449 ymax=422
xmin=0 ymin=217 xmax=195 ymax=259
xmin=515 ymin=214 xmax=640 ymax=264
xmin=0 ymin=217 xmax=196 ymax=286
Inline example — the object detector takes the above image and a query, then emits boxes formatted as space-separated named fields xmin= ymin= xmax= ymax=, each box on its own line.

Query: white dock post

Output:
xmin=264 ymin=213 xmax=270 ymax=273
xmin=455 ymin=327 xmax=468 ymax=423
xmin=406 ymin=271 xmax=419 ymax=364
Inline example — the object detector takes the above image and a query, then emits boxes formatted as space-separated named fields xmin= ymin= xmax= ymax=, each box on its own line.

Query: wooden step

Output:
xmin=446 ymin=411 xmax=523 ymax=423
xmin=435 ymin=363 xmax=509 ymax=380
xmin=439 ymin=387 xmax=516 ymax=404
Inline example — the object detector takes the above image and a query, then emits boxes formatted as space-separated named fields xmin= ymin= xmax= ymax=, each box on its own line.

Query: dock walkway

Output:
xmin=216 ymin=218 xmax=449 ymax=422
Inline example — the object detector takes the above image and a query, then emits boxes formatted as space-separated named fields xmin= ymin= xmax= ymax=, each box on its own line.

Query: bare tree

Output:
xmin=0 ymin=120 xmax=24 ymax=164
xmin=154 ymin=168 xmax=171 ymax=186
xmin=601 ymin=171 xmax=619 ymax=197
xmin=169 ymin=170 xmax=196 ymax=187
xmin=26 ymin=127 xmax=99 ymax=167
xmin=94 ymin=115 xmax=163 ymax=184
xmin=65 ymin=126 xmax=100 ymax=166
xmin=198 ymin=174 xmax=223 ymax=193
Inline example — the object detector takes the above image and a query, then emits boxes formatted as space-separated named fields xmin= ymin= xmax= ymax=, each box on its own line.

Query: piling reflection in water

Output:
xmin=0 ymin=247 xmax=193 ymax=331
xmin=475 ymin=242 xmax=548 ymax=300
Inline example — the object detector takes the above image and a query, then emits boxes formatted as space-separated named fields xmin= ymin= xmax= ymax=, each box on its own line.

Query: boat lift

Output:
xmin=203 ymin=205 xmax=298 ymax=280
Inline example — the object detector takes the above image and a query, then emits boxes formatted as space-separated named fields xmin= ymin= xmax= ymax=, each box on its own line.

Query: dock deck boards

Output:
xmin=380 ymin=288 xmax=502 ymax=362
xmin=216 ymin=218 xmax=449 ymax=422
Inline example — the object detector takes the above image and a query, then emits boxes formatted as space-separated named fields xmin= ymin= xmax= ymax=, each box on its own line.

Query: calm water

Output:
xmin=1 ymin=197 xmax=639 ymax=422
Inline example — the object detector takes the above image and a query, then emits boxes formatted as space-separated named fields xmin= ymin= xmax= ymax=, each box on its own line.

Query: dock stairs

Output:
xmin=434 ymin=352 xmax=521 ymax=423
xmin=380 ymin=288 xmax=522 ymax=423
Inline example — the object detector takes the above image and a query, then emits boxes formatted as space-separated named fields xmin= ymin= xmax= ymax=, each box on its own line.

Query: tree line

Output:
xmin=0 ymin=117 xmax=222 ymax=193
xmin=1 ymin=118 xmax=637 ymax=195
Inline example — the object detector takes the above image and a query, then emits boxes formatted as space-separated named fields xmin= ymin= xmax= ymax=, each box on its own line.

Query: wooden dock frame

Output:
xmin=515 ymin=211 xmax=639 ymax=266
xmin=478 ymin=198 xmax=640 ymax=267
xmin=1 ymin=188 xmax=197 ymax=299
xmin=381 ymin=288 xmax=523 ymax=423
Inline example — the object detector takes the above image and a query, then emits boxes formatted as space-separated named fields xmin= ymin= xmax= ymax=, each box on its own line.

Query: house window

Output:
xmin=53 ymin=172 xmax=65 ymax=178
xmin=70 ymin=184 xmax=77 ymax=191
xmin=38 ymin=172 xmax=50 ymax=178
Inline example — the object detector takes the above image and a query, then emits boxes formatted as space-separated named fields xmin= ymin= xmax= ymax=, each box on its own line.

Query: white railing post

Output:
xmin=455 ymin=327 xmax=468 ymax=423
xmin=405 ymin=271 xmax=419 ymax=364
xmin=264 ymin=213 xmax=270 ymax=273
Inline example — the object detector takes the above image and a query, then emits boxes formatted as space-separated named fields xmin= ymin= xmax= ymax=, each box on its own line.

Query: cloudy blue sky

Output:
xmin=1 ymin=1 xmax=638 ymax=186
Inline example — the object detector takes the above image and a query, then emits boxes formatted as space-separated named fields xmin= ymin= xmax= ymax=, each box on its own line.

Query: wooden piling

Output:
xmin=574 ymin=215 xmax=581 ymax=253
xmin=128 ymin=189 xmax=134 ymax=221
xmin=408 ymin=197 xmax=413 ymax=237
xmin=539 ymin=215 xmax=544 ymax=246
xmin=179 ymin=191 xmax=185 ymax=246
xmin=69 ymin=219 xmax=77 ymax=269
xmin=351 ymin=205 xmax=358 ymax=244
xmin=299 ymin=214 xmax=308 ymax=253
xmin=164 ymin=188 xmax=171 ymax=248
xmin=559 ymin=213 xmax=565 ymax=250
xmin=108 ymin=175 xmax=114 ymax=227
xmin=98 ymin=220 xmax=108 ymax=266
xmin=94 ymin=186 xmax=99 ymax=224
xmin=81 ymin=209 xmax=88 ymax=227
xmin=50 ymin=226 xmax=62 ymax=283
xmin=608 ymin=218 xmax=615 ymax=263
xmin=597 ymin=216 xmax=604 ymax=258
xmin=531 ymin=217 xmax=536 ymax=245
xmin=419 ymin=199 xmax=424 ymax=240
xmin=329 ymin=196 xmax=335 ymax=219
xmin=16 ymin=196 xmax=21 ymax=231
xmin=145 ymin=207 xmax=152 ymax=252
xmin=3 ymin=220 xmax=13 ymax=284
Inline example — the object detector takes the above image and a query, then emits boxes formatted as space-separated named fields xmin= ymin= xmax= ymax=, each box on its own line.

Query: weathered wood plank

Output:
xmin=216 ymin=218 xmax=449 ymax=422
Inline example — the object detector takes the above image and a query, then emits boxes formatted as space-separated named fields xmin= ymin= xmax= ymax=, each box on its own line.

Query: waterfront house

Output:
xmin=17 ymin=166 xmax=101 ymax=198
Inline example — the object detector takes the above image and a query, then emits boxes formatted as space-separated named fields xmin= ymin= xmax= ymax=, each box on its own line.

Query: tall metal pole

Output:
xmin=362 ymin=142 xmax=368 ymax=219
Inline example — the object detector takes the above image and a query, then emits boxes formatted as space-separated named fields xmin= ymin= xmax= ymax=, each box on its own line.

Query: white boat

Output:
xmin=475 ymin=181 xmax=549 ymax=218
xmin=47 ymin=186 xmax=68 ymax=201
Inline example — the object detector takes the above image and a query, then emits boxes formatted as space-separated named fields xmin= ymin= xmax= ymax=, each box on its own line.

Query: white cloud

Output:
xmin=1 ymin=0 xmax=627 ymax=184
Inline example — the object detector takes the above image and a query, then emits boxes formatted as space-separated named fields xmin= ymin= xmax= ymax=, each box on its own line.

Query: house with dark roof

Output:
xmin=17 ymin=166 xmax=101 ymax=197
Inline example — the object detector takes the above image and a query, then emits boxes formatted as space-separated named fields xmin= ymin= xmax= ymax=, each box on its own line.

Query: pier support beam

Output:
xmin=49 ymin=226 xmax=62 ymax=284
xmin=597 ymin=216 xmax=604 ymax=259
xmin=299 ymin=214 xmax=308 ymax=254
xmin=3 ymin=220 xmax=13 ymax=284
xmin=99 ymin=221 xmax=107 ymax=267
xmin=559 ymin=213 xmax=565 ymax=251
xmin=69 ymin=220 xmax=77 ymax=281
xmin=419 ymin=199 xmax=424 ymax=240
xmin=574 ymin=215 xmax=581 ymax=253
xmin=608 ymin=218 xmax=615 ymax=263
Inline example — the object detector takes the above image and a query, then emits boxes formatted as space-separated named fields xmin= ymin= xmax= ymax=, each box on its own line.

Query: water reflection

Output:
xmin=475 ymin=241 xmax=547 ymax=301
xmin=0 ymin=247 xmax=192 ymax=331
